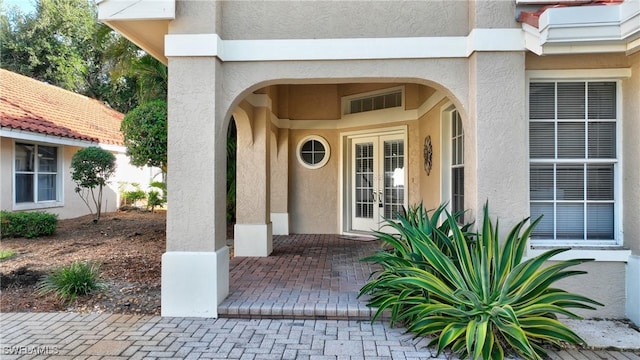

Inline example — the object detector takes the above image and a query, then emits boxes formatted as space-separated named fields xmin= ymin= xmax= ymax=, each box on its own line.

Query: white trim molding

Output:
xmin=97 ymin=0 xmax=175 ymax=21
xmin=161 ymin=249 xmax=229 ymax=318
xmin=523 ymin=1 xmax=640 ymax=55
xmin=525 ymin=248 xmax=632 ymax=262
xmin=627 ymin=255 xmax=640 ymax=325
xmin=1 ymin=127 xmax=127 ymax=153
xmin=165 ymin=29 xmax=525 ymax=61
xmin=234 ymin=223 xmax=273 ymax=257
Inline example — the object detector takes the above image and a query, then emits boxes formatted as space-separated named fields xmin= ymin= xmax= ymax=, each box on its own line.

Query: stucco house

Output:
xmin=98 ymin=0 xmax=640 ymax=324
xmin=0 ymin=69 xmax=155 ymax=219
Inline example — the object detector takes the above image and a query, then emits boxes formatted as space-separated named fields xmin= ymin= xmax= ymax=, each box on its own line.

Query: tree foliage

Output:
xmin=121 ymin=100 xmax=167 ymax=173
xmin=0 ymin=0 xmax=166 ymax=113
xmin=70 ymin=146 xmax=116 ymax=222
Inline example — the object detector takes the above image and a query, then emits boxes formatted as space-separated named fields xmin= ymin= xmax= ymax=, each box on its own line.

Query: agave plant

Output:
xmin=359 ymin=203 xmax=602 ymax=360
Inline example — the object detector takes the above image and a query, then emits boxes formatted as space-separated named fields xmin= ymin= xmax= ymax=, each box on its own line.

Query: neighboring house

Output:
xmin=98 ymin=0 xmax=640 ymax=324
xmin=0 ymin=69 xmax=155 ymax=219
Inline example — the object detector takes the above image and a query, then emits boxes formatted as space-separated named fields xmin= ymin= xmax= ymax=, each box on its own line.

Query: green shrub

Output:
xmin=0 ymin=249 xmax=17 ymax=261
xmin=36 ymin=261 xmax=106 ymax=302
xmin=146 ymin=181 xmax=166 ymax=212
xmin=0 ymin=211 xmax=58 ymax=238
xmin=120 ymin=182 xmax=147 ymax=206
xmin=359 ymin=203 xmax=602 ymax=360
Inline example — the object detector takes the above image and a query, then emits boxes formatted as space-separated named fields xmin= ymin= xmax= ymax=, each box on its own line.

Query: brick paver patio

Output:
xmin=1 ymin=234 xmax=639 ymax=359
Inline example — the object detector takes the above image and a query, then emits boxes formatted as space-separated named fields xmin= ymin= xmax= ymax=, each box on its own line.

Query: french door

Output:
xmin=350 ymin=133 xmax=406 ymax=232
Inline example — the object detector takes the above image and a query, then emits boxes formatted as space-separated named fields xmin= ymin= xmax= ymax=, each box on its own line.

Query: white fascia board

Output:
xmin=165 ymin=29 xmax=525 ymax=61
xmin=97 ymin=0 xmax=175 ymax=21
xmin=527 ymin=1 xmax=640 ymax=54
xmin=539 ymin=4 xmax=621 ymax=31
xmin=620 ymin=1 xmax=640 ymax=39
xmin=1 ymin=128 xmax=126 ymax=153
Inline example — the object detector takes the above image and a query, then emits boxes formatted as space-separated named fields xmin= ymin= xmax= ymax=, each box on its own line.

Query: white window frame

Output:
xmin=296 ymin=135 xmax=331 ymax=170
xmin=13 ymin=140 xmax=64 ymax=210
xmin=526 ymin=70 xmax=625 ymax=250
xmin=341 ymin=86 xmax=405 ymax=116
xmin=450 ymin=109 xmax=464 ymax=223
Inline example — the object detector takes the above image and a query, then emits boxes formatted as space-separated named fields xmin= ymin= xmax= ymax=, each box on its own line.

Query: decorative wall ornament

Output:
xmin=424 ymin=135 xmax=432 ymax=175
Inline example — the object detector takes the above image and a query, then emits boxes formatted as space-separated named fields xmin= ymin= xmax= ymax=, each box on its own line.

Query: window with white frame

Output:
xmin=529 ymin=81 xmax=617 ymax=244
xmin=451 ymin=110 xmax=464 ymax=223
xmin=15 ymin=142 xmax=60 ymax=204
xmin=346 ymin=90 xmax=402 ymax=115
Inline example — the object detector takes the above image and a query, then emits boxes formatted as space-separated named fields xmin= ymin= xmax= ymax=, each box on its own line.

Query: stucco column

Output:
xmin=624 ymin=53 xmax=640 ymax=325
xmin=271 ymin=128 xmax=289 ymax=235
xmin=234 ymin=106 xmax=273 ymax=256
xmin=467 ymin=51 xmax=528 ymax=229
xmin=161 ymin=57 xmax=229 ymax=317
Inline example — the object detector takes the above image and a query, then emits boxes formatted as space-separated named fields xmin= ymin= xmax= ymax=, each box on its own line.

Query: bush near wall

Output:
xmin=0 ymin=211 xmax=58 ymax=239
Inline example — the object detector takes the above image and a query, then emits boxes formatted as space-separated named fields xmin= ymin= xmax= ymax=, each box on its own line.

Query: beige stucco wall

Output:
xmin=469 ymin=0 xmax=518 ymax=29
xmin=622 ymin=52 xmax=640 ymax=255
xmin=418 ymin=99 xmax=448 ymax=211
xmin=554 ymin=261 xmax=627 ymax=319
xmin=289 ymin=129 xmax=339 ymax=234
xmin=220 ymin=1 xmax=469 ymax=40
xmin=467 ymin=52 xmax=528 ymax=230
xmin=525 ymin=52 xmax=630 ymax=70
xmin=0 ymin=137 xmax=128 ymax=220
xmin=270 ymin=128 xmax=289 ymax=214
xmin=283 ymin=85 xmax=341 ymax=120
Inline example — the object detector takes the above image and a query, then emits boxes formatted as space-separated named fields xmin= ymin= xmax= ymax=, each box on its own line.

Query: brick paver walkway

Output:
xmin=1 ymin=234 xmax=639 ymax=359
xmin=2 ymin=312 xmax=640 ymax=359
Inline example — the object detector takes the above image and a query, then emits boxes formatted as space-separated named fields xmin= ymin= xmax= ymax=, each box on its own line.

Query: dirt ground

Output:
xmin=0 ymin=210 xmax=171 ymax=315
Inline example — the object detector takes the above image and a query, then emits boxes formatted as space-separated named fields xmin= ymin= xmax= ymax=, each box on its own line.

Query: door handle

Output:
xmin=372 ymin=190 xmax=377 ymax=203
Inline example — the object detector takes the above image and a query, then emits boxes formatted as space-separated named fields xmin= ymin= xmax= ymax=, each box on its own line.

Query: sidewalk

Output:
xmin=1 ymin=312 xmax=639 ymax=359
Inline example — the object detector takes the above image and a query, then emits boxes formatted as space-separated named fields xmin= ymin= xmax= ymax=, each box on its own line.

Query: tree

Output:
xmin=120 ymin=100 xmax=167 ymax=174
xmin=0 ymin=0 xmax=145 ymax=113
xmin=70 ymin=146 xmax=116 ymax=222
xmin=1 ymin=0 xmax=98 ymax=91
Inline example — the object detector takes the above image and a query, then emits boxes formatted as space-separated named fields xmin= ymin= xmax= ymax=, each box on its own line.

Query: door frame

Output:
xmin=339 ymin=125 xmax=408 ymax=235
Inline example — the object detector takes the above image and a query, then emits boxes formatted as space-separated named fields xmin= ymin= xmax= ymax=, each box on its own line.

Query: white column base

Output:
xmin=271 ymin=212 xmax=289 ymax=235
xmin=161 ymin=248 xmax=229 ymax=317
xmin=627 ymin=254 xmax=640 ymax=326
xmin=234 ymin=223 xmax=273 ymax=257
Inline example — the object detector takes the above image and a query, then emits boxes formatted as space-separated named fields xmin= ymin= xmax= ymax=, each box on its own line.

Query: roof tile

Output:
xmin=0 ymin=69 xmax=124 ymax=145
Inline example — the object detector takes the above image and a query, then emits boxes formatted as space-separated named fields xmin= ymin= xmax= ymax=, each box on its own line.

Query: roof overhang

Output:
xmin=523 ymin=0 xmax=640 ymax=55
xmin=1 ymin=127 xmax=126 ymax=153
xmin=96 ymin=0 xmax=175 ymax=64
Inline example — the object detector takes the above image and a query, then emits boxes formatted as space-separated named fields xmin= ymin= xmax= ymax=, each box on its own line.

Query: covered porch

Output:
xmin=220 ymin=234 xmax=383 ymax=320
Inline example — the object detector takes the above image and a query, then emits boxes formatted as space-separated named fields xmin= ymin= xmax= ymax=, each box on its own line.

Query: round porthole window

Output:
xmin=297 ymin=135 xmax=330 ymax=169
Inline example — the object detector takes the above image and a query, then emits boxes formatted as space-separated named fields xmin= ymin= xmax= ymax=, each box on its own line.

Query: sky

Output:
xmin=1 ymin=0 xmax=36 ymax=14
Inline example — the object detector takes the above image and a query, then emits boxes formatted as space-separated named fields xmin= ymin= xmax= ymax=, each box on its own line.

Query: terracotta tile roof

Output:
xmin=518 ymin=0 xmax=624 ymax=28
xmin=0 ymin=68 xmax=124 ymax=145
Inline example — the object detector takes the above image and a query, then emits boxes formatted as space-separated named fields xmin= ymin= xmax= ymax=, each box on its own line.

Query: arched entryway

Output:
xmin=161 ymin=53 xmax=529 ymax=318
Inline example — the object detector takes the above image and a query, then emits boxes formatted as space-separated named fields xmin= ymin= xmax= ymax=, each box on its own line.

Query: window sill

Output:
xmin=525 ymin=246 xmax=631 ymax=262
xmin=13 ymin=202 xmax=64 ymax=211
